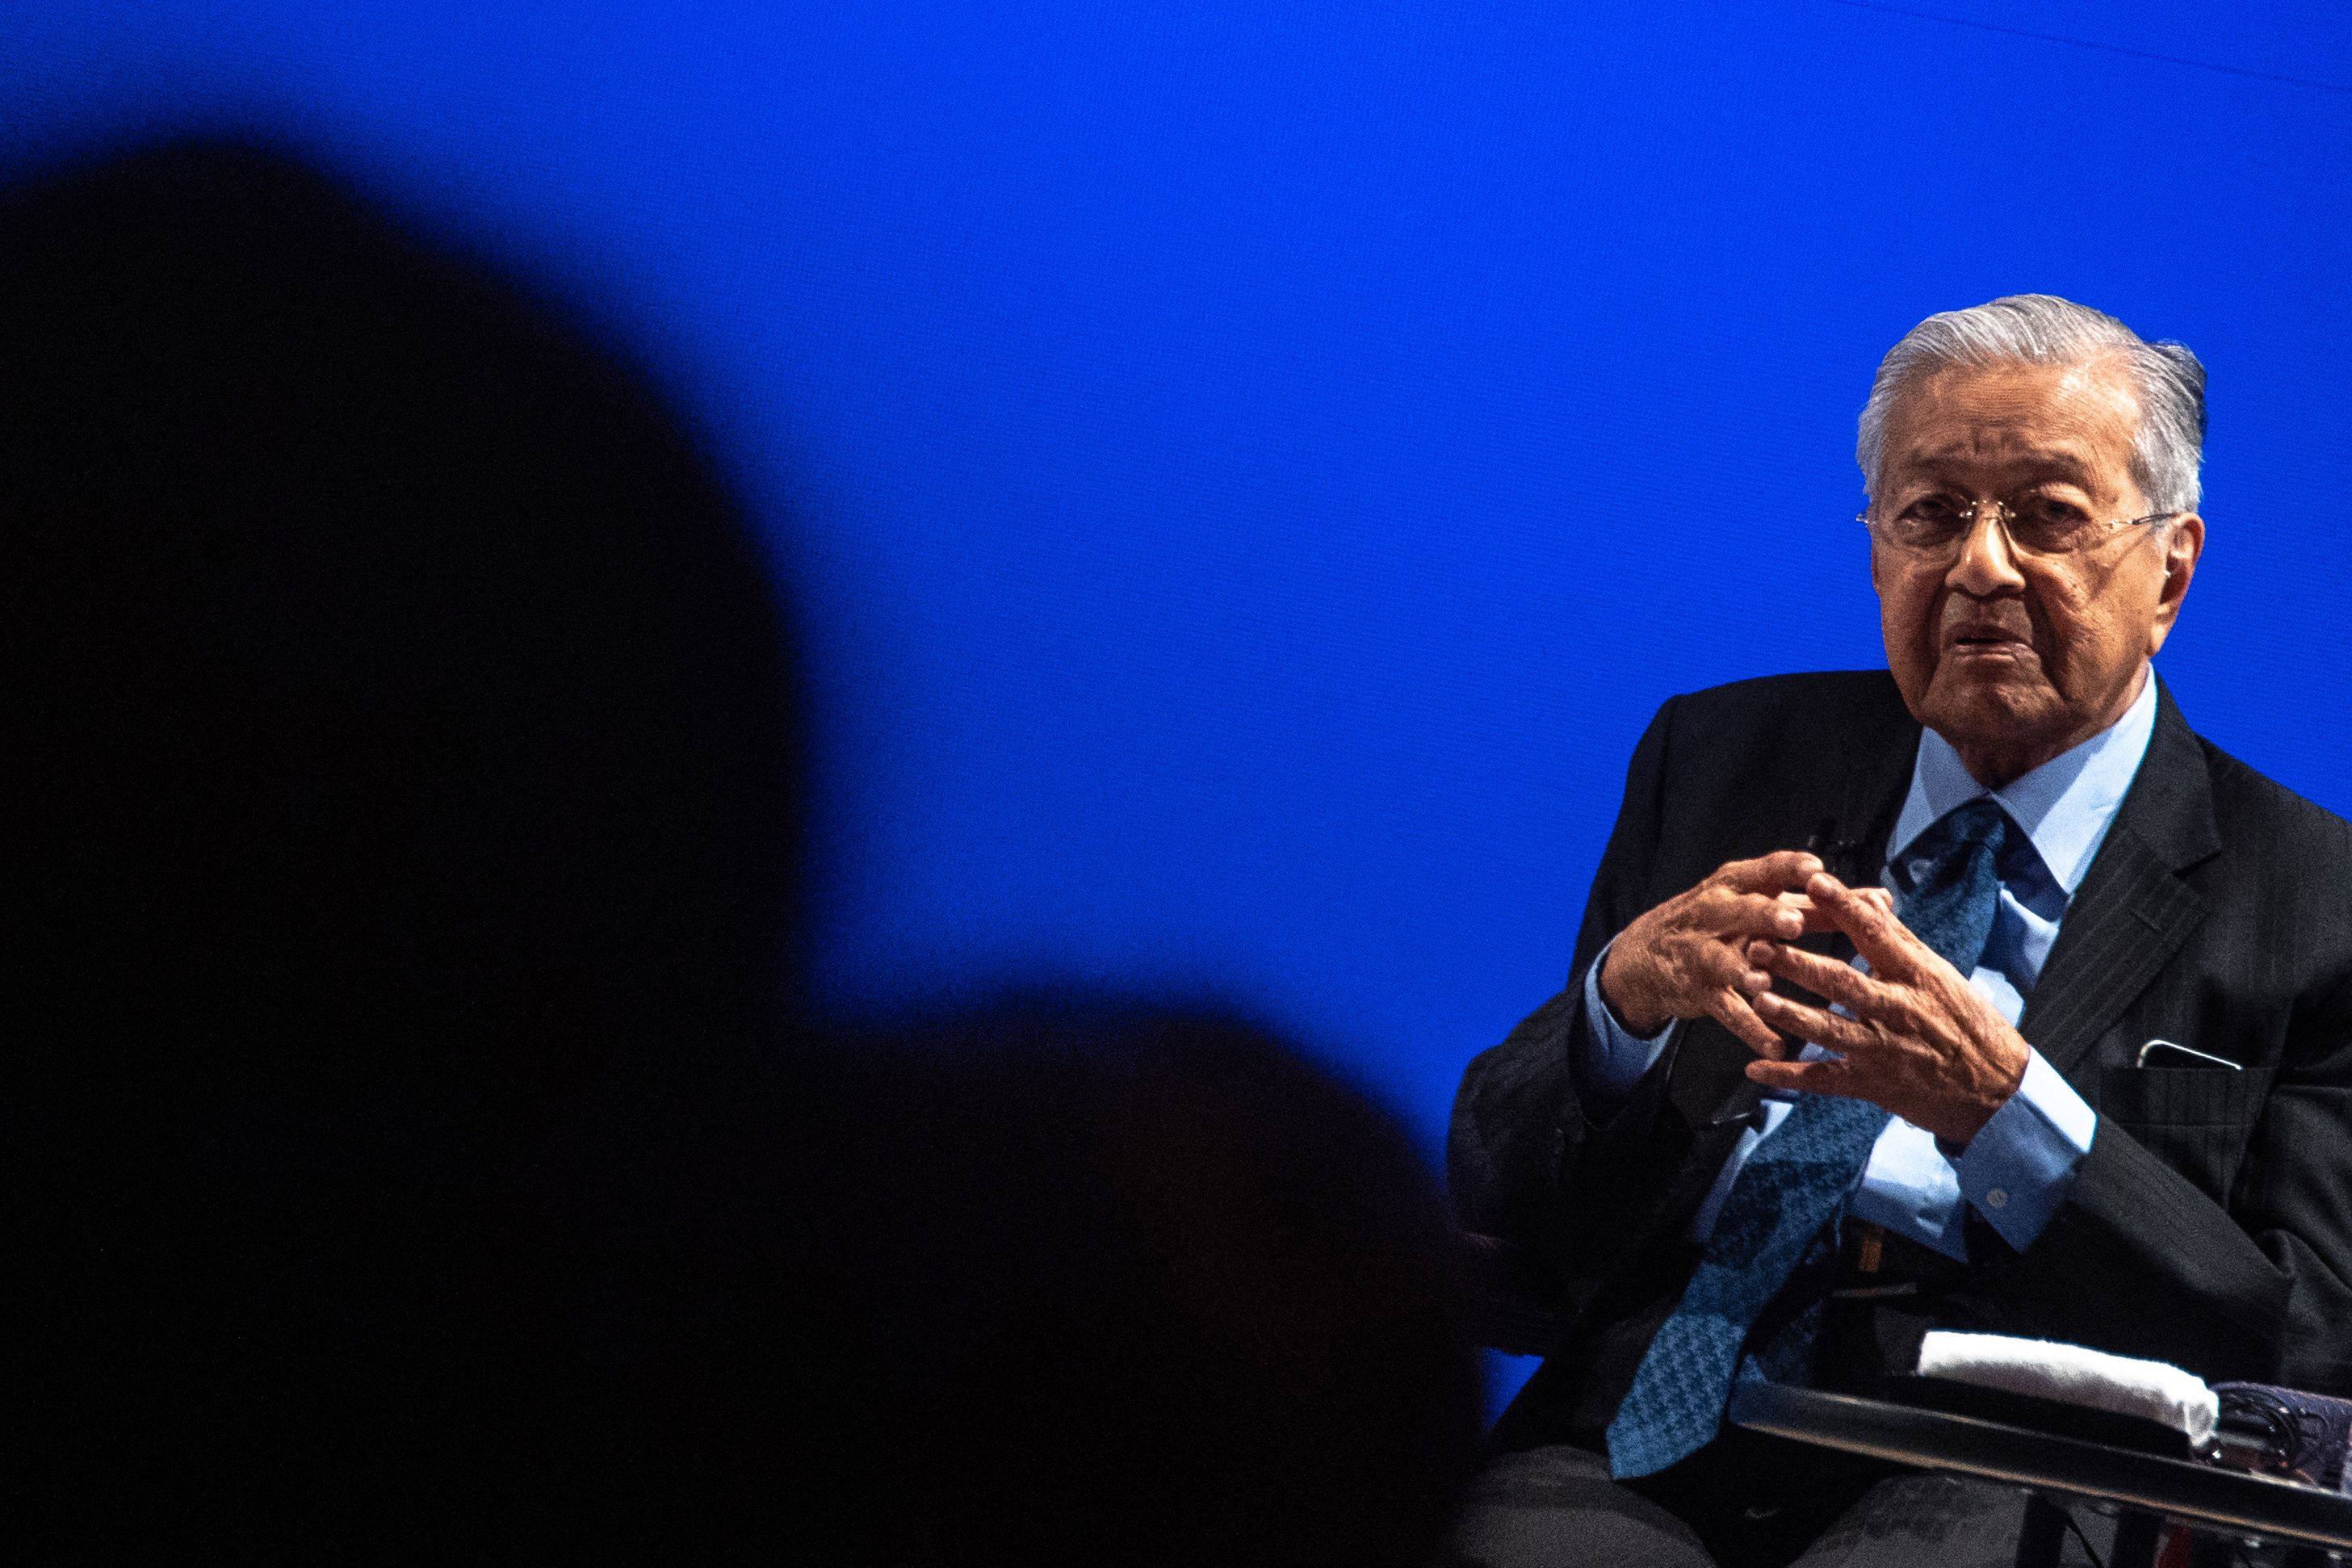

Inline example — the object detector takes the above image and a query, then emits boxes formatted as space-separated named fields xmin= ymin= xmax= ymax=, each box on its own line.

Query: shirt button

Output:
xmin=1986 ymin=1188 xmax=2010 ymax=1210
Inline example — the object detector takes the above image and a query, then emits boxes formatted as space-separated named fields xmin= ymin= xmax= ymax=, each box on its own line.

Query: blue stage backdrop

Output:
xmin=8 ymin=2 xmax=2349 ymax=1403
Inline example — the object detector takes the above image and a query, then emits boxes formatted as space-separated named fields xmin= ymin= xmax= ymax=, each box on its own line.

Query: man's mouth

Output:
xmin=1944 ymin=624 xmax=2035 ymax=657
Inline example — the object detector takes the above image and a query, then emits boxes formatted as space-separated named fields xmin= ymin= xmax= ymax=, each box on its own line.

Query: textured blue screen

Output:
xmin=7 ymin=2 xmax=2349 ymax=1402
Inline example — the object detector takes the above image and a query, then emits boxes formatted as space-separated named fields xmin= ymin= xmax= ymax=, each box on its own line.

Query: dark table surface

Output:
xmin=1728 ymin=1380 xmax=2352 ymax=1556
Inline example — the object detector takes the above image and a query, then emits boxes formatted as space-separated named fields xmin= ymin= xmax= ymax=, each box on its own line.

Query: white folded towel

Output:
xmin=1915 ymin=1331 xmax=2219 ymax=1449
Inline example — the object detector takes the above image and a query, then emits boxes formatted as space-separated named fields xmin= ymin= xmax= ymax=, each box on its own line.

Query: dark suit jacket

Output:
xmin=1450 ymin=670 xmax=2352 ymax=1452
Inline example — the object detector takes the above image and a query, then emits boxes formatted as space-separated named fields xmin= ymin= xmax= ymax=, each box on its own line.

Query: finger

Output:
xmin=1746 ymin=940 xmax=1884 ymax=1014
xmin=1709 ymin=891 xmax=1806 ymax=941
xmin=1688 ymin=937 xmax=1772 ymax=996
xmin=1784 ymin=887 xmax=1892 ymax=934
xmin=1707 ymin=987 xmax=1788 ymax=1057
xmin=1781 ymin=893 xmax=1832 ymax=934
xmin=1751 ymin=989 xmax=1880 ymax=1056
xmin=1713 ymin=850 xmax=1826 ymax=895
xmin=1805 ymin=872 xmax=1921 ymax=975
xmin=1745 ymin=1055 xmax=1867 ymax=1096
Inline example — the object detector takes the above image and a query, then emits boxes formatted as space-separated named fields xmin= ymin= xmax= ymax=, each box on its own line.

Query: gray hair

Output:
xmin=1856 ymin=294 xmax=2206 ymax=514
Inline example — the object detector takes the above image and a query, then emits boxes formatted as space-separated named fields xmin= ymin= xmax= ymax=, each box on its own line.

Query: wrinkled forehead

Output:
xmin=1881 ymin=358 xmax=2144 ymax=491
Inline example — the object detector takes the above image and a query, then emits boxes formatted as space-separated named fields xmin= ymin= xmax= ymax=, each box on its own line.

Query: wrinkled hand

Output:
xmin=1599 ymin=850 xmax=1857 ymax=1054
xmin=1744 ymin=871 xmax=2029 ymax=1147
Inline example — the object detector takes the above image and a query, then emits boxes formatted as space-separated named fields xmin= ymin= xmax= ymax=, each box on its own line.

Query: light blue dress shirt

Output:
xmin=1576 ymin=674 xmax=2158 ymax=1260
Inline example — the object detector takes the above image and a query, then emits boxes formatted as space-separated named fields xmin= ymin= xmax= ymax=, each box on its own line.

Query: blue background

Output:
xmin=9 ymin=1 xmax=2349 ymax=1402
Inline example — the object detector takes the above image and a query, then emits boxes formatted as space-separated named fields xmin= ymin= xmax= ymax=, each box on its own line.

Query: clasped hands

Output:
xmin=1598 ymin=851 xmax=2028 ymax=1148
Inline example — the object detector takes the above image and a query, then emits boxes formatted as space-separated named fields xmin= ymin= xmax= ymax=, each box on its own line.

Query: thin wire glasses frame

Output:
xmin=1858 ymin=493 xmax=2180 ymax=558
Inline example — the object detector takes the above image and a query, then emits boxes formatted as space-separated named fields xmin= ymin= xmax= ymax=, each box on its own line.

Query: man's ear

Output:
xmin=2146 ymin=513 xmax=2204 ymax=655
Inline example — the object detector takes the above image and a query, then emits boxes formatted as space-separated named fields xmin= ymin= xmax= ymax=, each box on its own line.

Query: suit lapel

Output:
xmin=2020 ymin=680 xmax=2221 ymax=1079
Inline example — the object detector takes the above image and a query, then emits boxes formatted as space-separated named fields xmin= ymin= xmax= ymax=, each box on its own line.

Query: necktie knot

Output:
xmin=1909 ymin=795 xmax=2012 ymax=869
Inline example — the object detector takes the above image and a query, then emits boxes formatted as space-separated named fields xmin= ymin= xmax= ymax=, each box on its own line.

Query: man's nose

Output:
xmin=1946 ymin=501 xmax=2028 ymax=596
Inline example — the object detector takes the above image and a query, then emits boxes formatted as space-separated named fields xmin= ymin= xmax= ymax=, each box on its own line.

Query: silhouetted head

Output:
xmin=2 ymin=135 xmax=803 ymax=1093
xmin=0 ymin=136 xmax=803 ymax=1546
xmin=810 ymin=999 xmax=1483 ymax=1567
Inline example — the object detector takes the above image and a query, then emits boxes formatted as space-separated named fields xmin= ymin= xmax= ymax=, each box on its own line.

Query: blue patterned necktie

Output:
xmin=1604 ymin=797 xmax=2015 ymax=1478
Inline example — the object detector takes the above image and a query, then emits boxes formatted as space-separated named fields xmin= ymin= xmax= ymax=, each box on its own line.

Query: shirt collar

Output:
xmin=1885 ymin=669 xmax=2159 ymax=895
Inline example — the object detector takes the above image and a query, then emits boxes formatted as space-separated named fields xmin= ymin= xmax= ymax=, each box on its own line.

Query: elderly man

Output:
xmin=1447 ymin=296 xmax=2352 ymax=1568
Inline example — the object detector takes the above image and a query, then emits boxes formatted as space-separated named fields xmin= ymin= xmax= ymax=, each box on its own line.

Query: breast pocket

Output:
xmin=2096 ymin=1067 xmax=2263 ymax=1202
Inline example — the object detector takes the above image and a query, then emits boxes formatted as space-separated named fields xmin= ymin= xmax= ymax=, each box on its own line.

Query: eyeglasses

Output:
xmin=1859 ymin=493 xmax=2177 ymax=558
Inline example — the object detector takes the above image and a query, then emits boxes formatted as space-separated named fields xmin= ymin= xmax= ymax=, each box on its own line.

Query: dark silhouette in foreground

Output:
xmin=0 ymin=137 xmax=1478 ymax=1559
xmin=2 ymin=136 xmax=807 ymax=1551
xmin=811 ymin=1000 xmax=1482 ymax=1566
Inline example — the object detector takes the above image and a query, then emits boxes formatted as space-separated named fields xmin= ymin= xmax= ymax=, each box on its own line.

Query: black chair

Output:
xmin=1460 ymin=1230 xmax=1565 ymax=1359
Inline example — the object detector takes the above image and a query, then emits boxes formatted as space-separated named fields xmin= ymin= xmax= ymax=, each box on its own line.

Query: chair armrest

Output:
xmin=1460 ymin=1231 xmax=1563 ymax=1357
